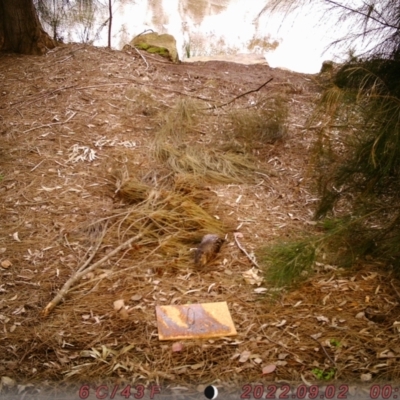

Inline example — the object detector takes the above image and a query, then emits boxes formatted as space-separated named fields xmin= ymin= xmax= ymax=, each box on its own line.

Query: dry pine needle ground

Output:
xmin=0 ymin=44 xmax=400 ymax=391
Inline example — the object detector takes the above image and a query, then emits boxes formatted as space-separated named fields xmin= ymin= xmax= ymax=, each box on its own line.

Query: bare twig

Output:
xmin=23 ymin=112 xmax=77 ymax=133
xmin=30 ymin=159 xmax=45 ymax=172
xmin=77 ymin=221 xmax=109 ymax=273
xmin=133 ymin=46 xmax=149 ymax=70
xmin=255 ymin=171 xmax=275 ymax=186
xmin=10 ymin=84 xmax=79 ymax=107
xmin=11 ymin=83 xmax=129 ymax=108
xmin=233 ymin=232 xmax=260 ymax=268
xmin=207 ymin=78 xmax=273 ymax=109
xmin=309 ymin=335 xmax=337 ymax=367
xmin=261 ymin=329 xmax=305 ymax=362
xmin=324 ymin=0 xmax=398 ymax=30
xmin=42 ymin=233 xmax=142 ymax=317
xmin=14 ymin=281 xmax=41 ymax=287
xmin=390 ymin=279 xmax=400 ymax=299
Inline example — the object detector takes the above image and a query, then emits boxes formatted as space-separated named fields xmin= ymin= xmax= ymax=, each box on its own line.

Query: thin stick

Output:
xmin=11 ymin=83 xmax=129 ymax=108
xmin=41 ymin=233 xmax=142 ymax=317
xmin=71 ymin=242 xmax=163 ymax=294
xmin=309 ymin=335 xmax=337 ymax=367
xmin=23 ymin=112 xmax=77 ymax=133
xmin=261 ymin=329 xmax=304 ymax=362
xmin=390 ymin=279 xmax=400 ymax=299
xmin=77 ymin=221 xmax=109 ymax=273
xmin=233 ymin=233 xmax=260 ymax=268
xmin=208 ymin=78 xmax=273 ymax=109
xmin=10 ymin=84 xmax=79 ymax=107
xmin=255 ymin=171 xmax=275 ymax=185
xmin=30 ymin=159 xmax=45 ymax=172
xmin=133 ymin=46 xmax=149 ymax=70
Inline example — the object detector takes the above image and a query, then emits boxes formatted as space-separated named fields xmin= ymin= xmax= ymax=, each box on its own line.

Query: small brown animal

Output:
xmin=194 ymin=234 xmax=224 ymax=268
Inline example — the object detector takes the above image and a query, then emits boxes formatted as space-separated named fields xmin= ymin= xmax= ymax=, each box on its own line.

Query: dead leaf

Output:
xmin=83 ymin=272 xmax=95 ymax=280
xmin=262 ymin=364 xmax=276 ymax=374
xmin=275 ymin=319 xmax=286 ymax=327
xmin=1 ymin=260 xmax=12 ymax=269
xmin=360 ymin=373 xmax=372 ymax=382
xmin=322 ymin=294 xmax=330 ymax=305
xmin=224 ymin=269 xmax=233 ymax=276
xmin=0 ymin=315 xmax=10 ymax=324
xmin=242 ymin=267 xmax=263 ymax=286
xmin=118 ymin=307 xmax=129 ymax=320
xmin=362 ymin=272 xmax=377 ymax=280
xmin=172 ymin=342 xmax=184 ymax=352
xmin=310 ymin=333 xmax=322 ymax=340
xmin=113 ymin=299 xmax=125 ymax=311
xmin=40 ymin=185 xmax=62 ymax=192
xmin=131 ymin=294 xmax=142 ymax=301
xmin=305 ymin=220 xmax=317 ymax=225
xmin=300 ymin=373 xmax=313 ymax=386
xmin=355 ymin=312 xmax=365 ymax=319
xmin=208 ymin=283 xmax=216 ymax=293
xmin=12 ymin=306 xmax=25 ymax=315
xmin=12 ymin=232 xmax=20 ymax=242
xmin=239 ymin=350 xmax=251 ymax=363
xmin=316 ymin=315 xmax=330 ymax=323
xmin=0 ymin=248 xmax=6 ymax=254
xmin=190 ymin=362 xmax=205 ymax=370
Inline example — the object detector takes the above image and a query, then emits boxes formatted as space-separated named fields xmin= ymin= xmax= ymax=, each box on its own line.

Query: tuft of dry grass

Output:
xmin=124 ymin=85 xmax=162 ymax=117
xmin=224 ymin=95 xmax=288 ymax=152
xmin=151 ymin=97 xmax=269 ymax=183
xmin=115 ymin=174 xmax=227 ymax=263
xmin=153 ymin=142 xmax=260 ymax=183
xmin=156 ymin=97 xmax=202 ymax=140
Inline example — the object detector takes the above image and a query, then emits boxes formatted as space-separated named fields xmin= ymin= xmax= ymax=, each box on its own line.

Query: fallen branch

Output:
xmin=133 ymin=46 xmax=149 ymax=70
xmin=77 ymin=221 xmax=109 ymax=274
xmin=208 ymin=78 xmax=273 ymax=109
xmin=12 ymin=83 xmax=129 ymax=109
xmin=233 ymin=232 xmax=260 ymax=268
xmin=23 ymin=111 xmax=77 ymax=133
xmin=123 ymin=44 xmax=150 ymax=70
xmin=309 ymin=335 xmax=337 ymax=367
xmin=262 ymin=328 xmax=304 ymax=361
xmin=41 ymin=233 xmax=142 ymax=317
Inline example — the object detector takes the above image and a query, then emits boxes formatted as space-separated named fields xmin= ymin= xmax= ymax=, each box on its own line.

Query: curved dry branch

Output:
xmin=41 ymin=233 xmax=143 ymax=317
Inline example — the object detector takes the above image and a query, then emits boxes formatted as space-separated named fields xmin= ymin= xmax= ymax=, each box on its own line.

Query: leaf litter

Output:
xmin=0 ymin=44 xmax=400 ymax=392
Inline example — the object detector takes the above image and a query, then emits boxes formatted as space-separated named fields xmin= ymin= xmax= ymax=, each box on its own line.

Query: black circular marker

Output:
xmin=204 ymin=385 xmax=218 ymax=399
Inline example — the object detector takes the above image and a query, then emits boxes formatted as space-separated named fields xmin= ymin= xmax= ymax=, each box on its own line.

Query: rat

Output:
xmin=194 ymin=234 xmax=224 ymax=268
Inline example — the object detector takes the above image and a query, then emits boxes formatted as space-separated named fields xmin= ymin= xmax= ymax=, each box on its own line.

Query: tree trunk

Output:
xmin=0 ymin=0 xmax=56 ymax=55
xmin=108 ymin=0 xmax=112 ymax=48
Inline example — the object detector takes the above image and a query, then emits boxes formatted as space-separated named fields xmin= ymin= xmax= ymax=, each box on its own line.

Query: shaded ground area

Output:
xmin=0 ymin=44 xmax=400 ymax=394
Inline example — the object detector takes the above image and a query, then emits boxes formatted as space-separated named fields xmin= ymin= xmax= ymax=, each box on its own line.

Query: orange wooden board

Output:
xmin=156 ymin=301 xmax=237 ymax=340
